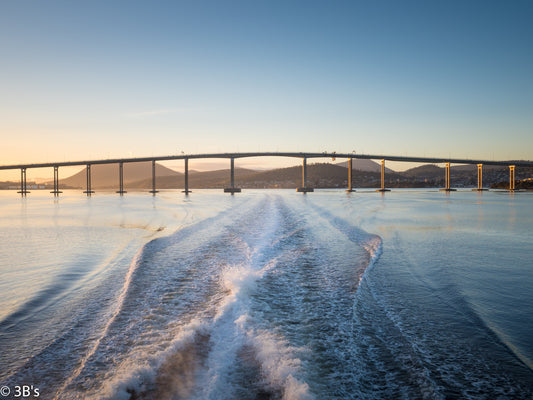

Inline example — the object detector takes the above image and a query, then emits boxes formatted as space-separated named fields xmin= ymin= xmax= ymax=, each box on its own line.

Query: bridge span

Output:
xmin=1 ymin=152 xmax=531 ymax=196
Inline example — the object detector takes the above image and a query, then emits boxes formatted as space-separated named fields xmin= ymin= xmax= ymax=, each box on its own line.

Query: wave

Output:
xmin=54 ymin=245 xmax=146 ymax=399
xmin=89 ymin=195 xmax=314 ymax=400
xmin=348 ymin=218 xmax=533 ymax=399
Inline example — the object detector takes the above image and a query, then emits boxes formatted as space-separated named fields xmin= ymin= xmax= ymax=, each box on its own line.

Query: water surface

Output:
xmin=0 ymin=189 xmax=531 ymax=399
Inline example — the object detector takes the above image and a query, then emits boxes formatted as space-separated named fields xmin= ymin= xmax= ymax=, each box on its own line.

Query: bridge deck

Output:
xmin=1 ymin=152 xmax=532 ymax=170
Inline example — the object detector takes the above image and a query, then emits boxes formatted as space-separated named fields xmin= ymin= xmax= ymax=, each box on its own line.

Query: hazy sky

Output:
xmin=1 ymin=0 xmax=532 ymax=178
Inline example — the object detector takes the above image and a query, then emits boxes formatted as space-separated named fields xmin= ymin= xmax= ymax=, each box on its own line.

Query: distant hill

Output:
xmin=108 ymin=163 xmax=392 ymax=189
xmin=242 ymin=163 xmax=350 ymax=188
xmin=50 ymin=162 xmax=182 ymax=189
xmin=183 ymin=163 xmax=404 ymax=189
xmin=404 ymin=164 xmax=444 ymax=177
xmin=129 ymin=168 xmax=258 ymax=189
xmin=240 ymin=162 xmax=407 ymax=188
xmin=35 ymin=160 xmax=533 ymax=191
xmin=335 ymin=159 xmax=394 ymax=173
xmin=491 ymin=178 xmax=533 ymax=190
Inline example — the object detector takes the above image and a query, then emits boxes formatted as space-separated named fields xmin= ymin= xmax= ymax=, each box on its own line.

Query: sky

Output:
xmin=1 ymin=0 xmax=532 ymax=179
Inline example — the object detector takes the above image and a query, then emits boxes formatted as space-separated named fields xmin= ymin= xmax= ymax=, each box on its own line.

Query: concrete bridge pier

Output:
xmin=297 ymin=157 xmax=314 ymax=193
xmin=346 ymin=158 xmax=356 ymax=192
xmin=440 ymin=162 xmax=456 ymax=192
xmin=509 ymin=165 xmax=516 ymax=191
xmin=116 ymin=162 xmax=127 ymax=195
xmin=83 ymin=164 xmax=94 ymax=196
xmin=17 ymin=167 xmax=29 ymax=196
xmin=50 ymin=166 xmax=63 ymax=196
xmin=149 ymin=160 xmax=159 ymax=195
xmin=376 ymin=159 xmax=390 ymax=192
xmin=473 ymin=163 xmax=488 ymax=191
xmin=224 ymin=157 xmax=241 ymax=194
xmin=182 ymin=158 xmax=192 ymax=194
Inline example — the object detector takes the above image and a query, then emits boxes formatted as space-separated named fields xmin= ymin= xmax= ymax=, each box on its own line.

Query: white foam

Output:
xmin=98 ymin=317 xmax=209 ymax=399
xmin=248 ymin=329 xmax=312 ymax=400
xmin=53 ymin=244 xmax=147 ymax=399
xmin=191 ymin=198 xmax=313 ymax=399
xmin=74 ymin=195 xmax=316 ymax=399
xmin=359 ymin=235 xmax=383 ymax=284
xmin=195 ymin=257 xmax=282 ymax=398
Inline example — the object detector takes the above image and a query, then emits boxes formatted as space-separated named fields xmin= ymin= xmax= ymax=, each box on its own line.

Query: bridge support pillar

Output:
xmin=116 ymin=162 xmax=127 ymax=195
xmin=50 ymin=166 xmax=62 ymax=196
xmin=346 ymin=158 xmax=356 ymax=192
xmin=149 ymin=160 xmax=158 ymax=195
xmin=297 ymin=157 xmax=314 ymax=193
xmin=376 ymin=159 xmax=390 ymax=192
xmin=473 ymin=164 xmax=487 ymax=191
xmin=440 ymin=162 xmax=456 ymax=192
xmin=224 ymin=157 xmax=241 ymax=194
xmin=83 ymin=164 xmax=94 ymax=196
xmin=509 ymin=165 xmax=515 ymax=191
xmin=182 ymin=158 xmax=192 ymax=194
xmin=17 ymin=167 xmax=29 ymax=196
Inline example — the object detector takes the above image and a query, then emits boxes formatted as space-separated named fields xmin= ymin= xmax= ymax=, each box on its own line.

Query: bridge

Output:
xmin=1 ymin=152 xmax=531 ymax=196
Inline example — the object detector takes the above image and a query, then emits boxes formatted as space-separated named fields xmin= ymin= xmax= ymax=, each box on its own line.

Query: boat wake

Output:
xmin=4 ymin=194 xmax=379 ymax=399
